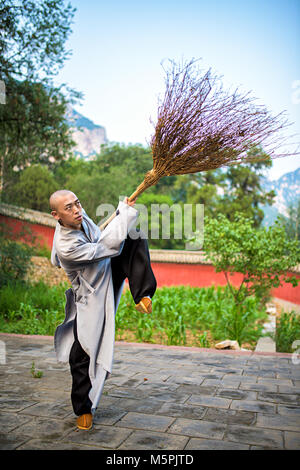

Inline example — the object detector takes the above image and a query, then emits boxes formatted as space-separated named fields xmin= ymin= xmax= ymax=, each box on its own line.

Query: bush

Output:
xmin=0 ymin=239 xmax=33 ymax=286
xmin=275 ymin=312 xmax=300 ymax=353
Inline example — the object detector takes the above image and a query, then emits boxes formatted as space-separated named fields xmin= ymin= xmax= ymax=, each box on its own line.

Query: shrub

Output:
xmin=275 ymin=312 xmax=300 ymax=353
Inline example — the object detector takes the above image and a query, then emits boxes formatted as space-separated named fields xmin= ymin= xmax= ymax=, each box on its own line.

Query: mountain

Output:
xmin=65 ymin=106 xmax=108 ymax=159
xmin=260 ymin=167 xmax=300 ymax=226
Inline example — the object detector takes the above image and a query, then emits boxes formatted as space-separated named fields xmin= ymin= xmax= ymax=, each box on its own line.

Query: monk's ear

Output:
xmin=51 ymin=210 xmax=59 ymax=220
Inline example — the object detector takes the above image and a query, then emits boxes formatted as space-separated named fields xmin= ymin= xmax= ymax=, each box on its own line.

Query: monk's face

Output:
xmin=51 ymin=192 xmax=83 ymax=229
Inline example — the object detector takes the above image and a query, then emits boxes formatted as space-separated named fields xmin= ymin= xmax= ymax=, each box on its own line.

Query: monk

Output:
xmin=49 ymin=189 xmax=156 ymax=430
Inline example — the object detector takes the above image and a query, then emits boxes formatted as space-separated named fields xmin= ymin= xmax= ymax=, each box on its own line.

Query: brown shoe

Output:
xmin=76 ymin=413 xmax=93 ymax=430
xmin=135 ymin=297 xmax=152 ymax=314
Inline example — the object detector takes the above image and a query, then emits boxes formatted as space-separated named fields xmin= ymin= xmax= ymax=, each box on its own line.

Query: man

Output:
xmin=49 ymin=189 xmax=156 ymax=430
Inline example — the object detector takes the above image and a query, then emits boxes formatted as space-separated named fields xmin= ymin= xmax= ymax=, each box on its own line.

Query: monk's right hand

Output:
xmin=123 ymin=196 xmax=137 ymax=207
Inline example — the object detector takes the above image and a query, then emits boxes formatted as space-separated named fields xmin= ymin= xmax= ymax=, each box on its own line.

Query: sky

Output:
xmin=55 ymin=0 xmax=300 ymax=181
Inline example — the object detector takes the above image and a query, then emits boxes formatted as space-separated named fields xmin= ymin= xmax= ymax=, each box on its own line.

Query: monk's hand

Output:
xmin=123 ymin=196 xmax=137 ymax=207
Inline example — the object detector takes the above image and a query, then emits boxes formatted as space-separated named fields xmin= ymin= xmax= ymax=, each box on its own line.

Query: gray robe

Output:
xmin=50 ymin=200 xmax=139 ymax=411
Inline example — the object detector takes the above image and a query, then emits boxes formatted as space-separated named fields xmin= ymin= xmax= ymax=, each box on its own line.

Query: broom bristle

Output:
xmin=128 ymin=58 xmax=299 ymax=202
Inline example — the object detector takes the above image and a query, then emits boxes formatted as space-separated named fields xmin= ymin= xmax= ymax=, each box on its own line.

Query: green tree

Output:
xmin=4 ymin=163 xmax=59 ymax=211
xmin=216 ymin=147 xmax=275 ymax=227
xmin=137 ymin=192 xmax=184 ymax=249
xmin=203 ymin=212 xmax=300 ymax=345
xmin=0 ymin=0 xmax=80 ymax=197
xmin=278 ymin=199 xmax=300 ymax=243
xmin=51 ymin=143 xmax=153 ymax=219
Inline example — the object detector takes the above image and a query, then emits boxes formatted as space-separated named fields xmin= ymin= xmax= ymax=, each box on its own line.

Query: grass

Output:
xmin=0 ymin=279 xmax=279 ymax=350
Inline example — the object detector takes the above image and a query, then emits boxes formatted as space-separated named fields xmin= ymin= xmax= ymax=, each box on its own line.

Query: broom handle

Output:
xmin=99 ymin=181 xmax=148 ymax=231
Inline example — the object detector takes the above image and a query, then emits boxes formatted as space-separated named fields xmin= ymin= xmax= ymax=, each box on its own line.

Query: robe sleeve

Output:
xmin=56 ymin=201 xmax=138 ymax=265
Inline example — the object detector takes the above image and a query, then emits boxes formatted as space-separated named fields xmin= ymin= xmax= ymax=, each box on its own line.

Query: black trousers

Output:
xmin=110 ymin=231 xmax=157 ymax=304
xmin=69 ymin=233 xmax=157 ymax=416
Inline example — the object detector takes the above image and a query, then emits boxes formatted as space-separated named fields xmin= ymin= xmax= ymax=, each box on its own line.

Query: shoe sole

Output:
xmin=77 ymin=423 xmax=93 ymax=431
xmin=135 ymin=301 xmax=152 ymax=314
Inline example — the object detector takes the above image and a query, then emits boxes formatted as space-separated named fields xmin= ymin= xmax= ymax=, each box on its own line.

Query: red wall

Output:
xmin=1 ymin=214 xmax=299 ymax=305
xmin=0 ymin=215 xmax=55 ymax=249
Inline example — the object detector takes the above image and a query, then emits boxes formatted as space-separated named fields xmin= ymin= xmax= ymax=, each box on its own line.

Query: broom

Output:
xmin=100 ymin=58 xmax=296 ymax=230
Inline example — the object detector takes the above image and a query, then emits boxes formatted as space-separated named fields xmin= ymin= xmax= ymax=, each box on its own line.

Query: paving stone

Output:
xmin=117 ymin=412 xmax=174 ymax=432
xmin=12 ymin=416 xmax=75 ymax=439
xmin=219 ymin=381 xmax=241 ymax=389
xmin=187 ymin=395 xmax=231 ymax=409
xmin=224 ymin=424 xmax=284 ymax=448
xmin=0 ymin=412 xmax=31 ymax=432
xmin=255 ymin=370 xmax=276 ymax=378
xmin=278 ymin=384 xmax=300 ymax=394
xmin=136 ymin=381 xmax=179 ymax=392
xmin=164 ymin=375 xmax=205 ymax=386
xmin=115 ymin=398 xmax=164 ymax=414
xmin=176 ymin=384 xmax=217 ymax=395
xmin=210 ymin=367 xmax=244 ymax=375
xmin=239 ymin=382 xmax=278 ymax=392
xmin=257 ymin=391 xmax=300 ymax=405
xmin=201 ymin=378 xmax=223 ymax=387
xmin=203 ymin=408 xmax=255 ymax=426
xmin=230 ymin=399 xmax=276 ymax=414
xmin=19 ymin=400 xmax=72 ymax=419
xmin=156 ymin=402 xmax=206 ymax=419
xmin=134 ymin=372 xmax=173 ymax=382
xmin=256 ymin=413 xmax=300 ymax=432
xmin=185 ymin=437 xmax=249 ymax=450
xmin=277 ymin=404 xmax=300 ymax=416
xmin=108 ymin=387 xmax=148 ymax=400
xmin=93 ymin=406 xmax=127 ymax=425
xmin=0 ymin=432 xmax=30 ymax=450
xmin=168 ymin=417 xmax=226 ymax=439
xmin=257 ymin=377 xmax=293 ymax=386
xmin=1 ymin=334 xmax=300 ymax=451
xmin=284 ymin=431 xmax=300 ymax=450
xmin=119 ymin=430 xmax=189 ymax=450
xmin=64 ymin=425 xmax=132 ymax=449
xmin=147 ymin=390 xmax=191 ymax=403
xmin=0 ymin=397 xmax=37 ymax=412
xmin=216 ymin=389 xmax=257 ymax=400
xmin=16 ymin=439 xmax=106 ymax=450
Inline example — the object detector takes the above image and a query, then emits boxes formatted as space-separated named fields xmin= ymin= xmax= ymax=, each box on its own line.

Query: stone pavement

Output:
xmin=0 ymin=333 xmax=300 ymax=450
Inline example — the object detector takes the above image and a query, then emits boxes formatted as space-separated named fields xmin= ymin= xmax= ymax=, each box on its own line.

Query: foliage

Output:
xmin=0 ymin=0 xmax=76 ymax=81
xmin=115 ymin=284 xmax=267 ymax=347
xmin=275 ymin=312 xmax=300 ymax=353
xmin=215 ymin=149 xmax=276 ymax=227
xmin=0 ymin=281 xmax=267 ymax=348
xmin=0 ymin=223 xmax=34 ymax=286
xmin=30 ymin=361 xmax=43 ymax=379
xmin=202 ymin=212 xmax=300 ymax=343
xmin=137 ymin=191 xmax=185 ymax=249
xmin=277 ymin=198 xmax=300 ymax=243
xmin=4 ymin=163 xmax=60 ymax=211
xmin=0 ymin=0 xmax=81 ymax=196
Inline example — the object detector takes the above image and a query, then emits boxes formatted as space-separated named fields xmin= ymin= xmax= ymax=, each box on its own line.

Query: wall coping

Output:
xmin=0 ymin=202 xmax=56 ymax=228
xmin=1 ymin=201 xmax=299 ymax=273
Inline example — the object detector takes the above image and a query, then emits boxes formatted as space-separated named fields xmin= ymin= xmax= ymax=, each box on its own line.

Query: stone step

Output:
xmin=255 ymin=336 xmax=276 ymax=353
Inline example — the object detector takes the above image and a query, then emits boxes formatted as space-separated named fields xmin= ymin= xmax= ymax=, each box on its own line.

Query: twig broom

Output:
xmin=100 ymin=59 xmax=297 ymax=230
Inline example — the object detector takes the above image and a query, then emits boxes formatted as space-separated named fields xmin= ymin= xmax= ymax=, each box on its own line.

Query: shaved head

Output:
xmin=49 ymin=189 xmax=83 ymax=229
xmin=49 ymin=190 xmax=75 ymax=211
